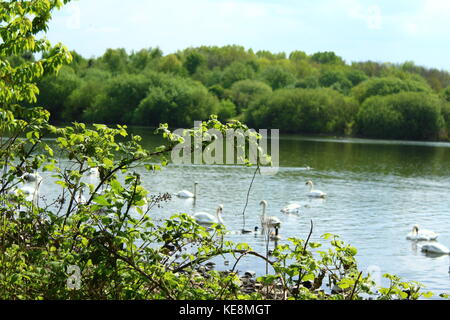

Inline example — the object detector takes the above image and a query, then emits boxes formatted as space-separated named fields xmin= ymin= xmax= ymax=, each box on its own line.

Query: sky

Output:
xmin=46 ymin=0 xmax=450 ymax=70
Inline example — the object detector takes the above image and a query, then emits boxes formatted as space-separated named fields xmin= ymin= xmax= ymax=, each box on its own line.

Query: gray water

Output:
xmin=39 ymin=129 xmax=450 ymax=296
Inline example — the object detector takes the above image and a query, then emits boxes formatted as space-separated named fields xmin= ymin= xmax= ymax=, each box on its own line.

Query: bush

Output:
xmin=36 ymin=66 xmax=82 ymax=121
xmin=133 ymin=76 xmax=218 ymax=127
xmin=352 ymin=77 xmax=432 ymax=103
xmin=222 ymin=62 xmax=256 ymax=88
xmin=230 ymin=80 xmax=272 ymax=113
xmin=357 ymin=92 xmax=445 ymax=140
xmin=260 ymin=66 xmax=296 ymax=90
xmin=246 ymin=88 xmax=358 ymax=134
xmin=84 ymin=74 xmax=151 ymax=124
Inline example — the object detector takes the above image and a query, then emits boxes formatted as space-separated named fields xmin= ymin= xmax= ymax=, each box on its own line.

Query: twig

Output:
xmin=295 ymin=219 xmax=314 ymax=297
xmin=348 ymin=271 xmax=363 ymax=300
xmin=241 ymin=164 xmax=259 ymax=231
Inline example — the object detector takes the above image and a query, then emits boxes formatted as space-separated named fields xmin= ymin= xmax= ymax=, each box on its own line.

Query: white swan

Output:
xmin=176 ymin=182 xmax=198 ymax=199
xmin=305 ymin=180 xmax=326 ymax=198
xmin=406 ymin=225 xmax=438 ymax=241
xmin=193 ymin=204 xmax=224 ymax=226
xmin=260 ymin=200 xmax=281 ymax=228
xmin=421 ymin=242 xmax=450 ymax=255
xmin=20 ymin=172 xmax=43 ymax=205
xmin=281 ymin=203 xmax=301 ymax=214
xmin=88 ymin=167 xmax=100 ymax=183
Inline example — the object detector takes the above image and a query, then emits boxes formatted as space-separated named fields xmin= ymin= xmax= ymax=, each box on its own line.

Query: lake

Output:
xmin=40 ymin=127 xmax=450 ymax=296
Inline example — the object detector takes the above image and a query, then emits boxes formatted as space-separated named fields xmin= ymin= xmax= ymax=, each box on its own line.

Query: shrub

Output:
xmin=357 ymin=92 xmax=444 ymax=140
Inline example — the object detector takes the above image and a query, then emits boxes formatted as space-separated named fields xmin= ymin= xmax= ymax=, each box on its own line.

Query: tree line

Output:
xmin=11 ymin=45 xmax=450 ymax=140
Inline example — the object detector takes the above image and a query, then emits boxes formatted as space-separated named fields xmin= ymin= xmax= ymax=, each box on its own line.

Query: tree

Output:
xmin=289 ymin=50 xmax=308 ymax=62
xmin=318 ymin=70 xmax=353 ymax=94
xmin=352 ymin=77 xmax=432 ymax=103
xmin=85 ymin=74 xmax=151 ymax=123
xmin=230 ymin=80 xmax=272 ymax=113
xmin=129 ymin=48 xmax=161 ymax=72
xmin=158 ymin=54 xmax=184 ymax=74
xmin=260 ymin=66 xmax=296 ymax=90
xmin=443 ymin=86 xmax=450 ymax=102
xmin=101 ymin=48 xmax=128 ymax=74
xmin=311 ymin=51 xmax=345 ymax=65
xmin=222 ymin=61 xmax=255 ymax=88
xmin=133 ymin=75 xmax=219 ymax=127
xmin=63 ymin=68 xmax=111 ymax=121
xmin=246 ymin=88 xmax=358 ymax=134
xmin=36 ymin=66 xmax=81 ymax=121
xmin=183 ymin=51 xmax=205 ymax=75
xmin=357 ymin=92 xmax=444 ymax=140
xmin=217 ymin=99 xmax=237 ymax=121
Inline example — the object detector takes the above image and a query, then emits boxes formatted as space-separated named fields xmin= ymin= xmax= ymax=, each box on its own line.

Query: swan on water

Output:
xmin=176 ymin=182 xmax=198 ymax=199
xmin=193 ymin=204 xmax=224 ymax=226
xmin=406 ymin=225 xmax=438 ymax=241
xmin=260 ymin=200 xmax=281 ymax=228
xmin=305 ymin=180 xmax=326 ymax=198
xmin=87 ymin=167 xmax=100 ymax=183
xmin=281 ymin=202 xmax=301 ymax=214
xmin=421 ymin=242 xmax=450 ymax=255
xmin=17 ymin=172 xmax=43 ymax=205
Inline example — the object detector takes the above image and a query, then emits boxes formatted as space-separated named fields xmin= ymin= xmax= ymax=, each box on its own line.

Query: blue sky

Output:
xmin=46 ymin=0 xmax=450 ymax=70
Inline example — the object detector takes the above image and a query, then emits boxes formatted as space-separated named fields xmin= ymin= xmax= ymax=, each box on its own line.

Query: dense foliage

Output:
xmin=12 ymin=42 xmax=449 ymax=140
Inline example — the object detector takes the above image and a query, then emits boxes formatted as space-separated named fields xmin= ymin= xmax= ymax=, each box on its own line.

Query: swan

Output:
xmin=19 ymin=172 xmax=43 ymax=205
xmin=281 ymin=203 xmax=301 ymax=214
xmin=176 ymin=182 xmax=198 ymax=199
xmin=305 ymin=180 xmax=326 ymax=198
xmin=260 ymin=200 xmax=281 ymax=228
xmin=421 ymin=242 xmax=450 ymax=255
xmin=406 ymin=225 xmax=438 ymax=241
xmin=87 ymin=167 xmax=100 ymax=183
xmin=193 ymin=204 xmax=224 ymax=226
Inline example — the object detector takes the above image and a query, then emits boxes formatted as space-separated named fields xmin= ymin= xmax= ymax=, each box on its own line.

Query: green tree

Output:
xmin=183 ymin=51 xmax=205 ymax=75
xmin=63 ymin=68 xmax=111 ymax=121
xmin=36 ymin=66 xmax=81 ymax=121
xmin=442 ymin=86 xmax=450 ymax=102
xmin=85 ymin=74 xmax=151 ymax=123
xmin=129 ymin=48 xmax=161 ymax=72
xmin=318 ymin=70 xmax=352 ymax=94
xmin=311 ymin=51 xmax=345 ymax=65
xmin=158 ymin=54 xmax=184 ymax=74
xmin=289 ymin=50 xmax=308 ymax=62
xmin=246 ymin=88 xmax=358 ymax=134
xmin=260 ymin=66 xmax=296 ymax=90
xmin=230 ymin=80 xmax=272 ymax=113
xmin=357 ymin=92 xmax=445 ymax=140
xmin=133 ymin=76 xmax=218 ymax=127
xmin=352 ymin=77 xmax=432 ymax=103
xmin=101 ymin=48 xmax=129 ymax=74
xmin=217 ymin=99 xmax=237 ymax=121
xmin=222 ymin=61 xmax=255 ymax=88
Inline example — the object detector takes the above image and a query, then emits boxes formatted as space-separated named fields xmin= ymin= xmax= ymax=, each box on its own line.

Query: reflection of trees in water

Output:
xmin=279 ymin=137 xmax=450 ymax=177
